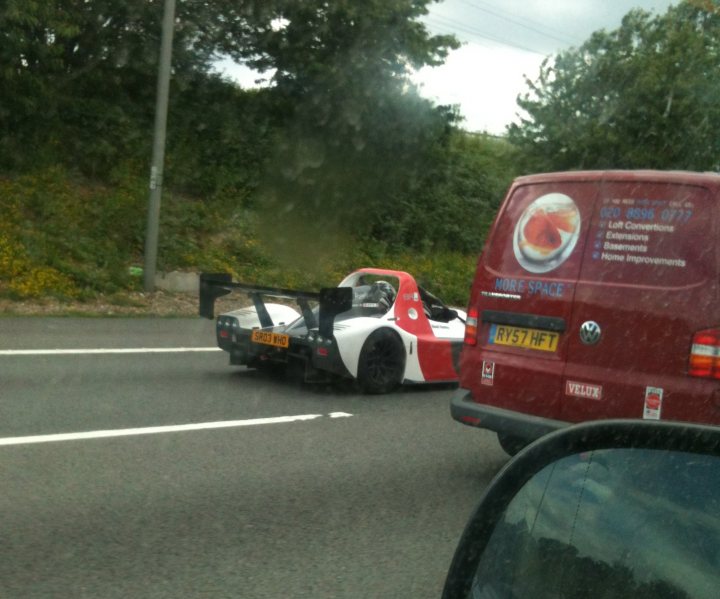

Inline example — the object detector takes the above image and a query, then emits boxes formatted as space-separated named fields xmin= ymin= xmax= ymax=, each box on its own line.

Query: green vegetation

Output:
xmin=508 ymin=1 xmax=720 ymax=172
xmin=0 ymin=160 xmax=491 ymax=305
xmin=0 ymin=0 xmax=515 ymax=307
xmin=2 ymin=1 xmax=718 ymax=309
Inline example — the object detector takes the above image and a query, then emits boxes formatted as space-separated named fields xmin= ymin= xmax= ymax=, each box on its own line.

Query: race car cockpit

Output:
xmin=351 ymin=280 xmax=397 ymax=315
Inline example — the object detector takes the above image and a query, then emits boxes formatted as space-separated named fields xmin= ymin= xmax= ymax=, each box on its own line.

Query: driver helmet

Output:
xmin=368 ymin=280 xmax=396 ymax=311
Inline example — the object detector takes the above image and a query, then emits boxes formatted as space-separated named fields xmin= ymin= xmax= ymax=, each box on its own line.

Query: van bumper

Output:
xmin=451 ymin=388 xmax=568 ymax=442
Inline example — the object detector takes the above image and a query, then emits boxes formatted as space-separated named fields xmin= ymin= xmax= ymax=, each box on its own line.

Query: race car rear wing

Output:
xmin=199 ymin=273 xmax=352 ymax=337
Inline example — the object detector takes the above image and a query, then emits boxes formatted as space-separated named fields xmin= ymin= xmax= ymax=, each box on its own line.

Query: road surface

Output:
xmin=0 ymin=318 xmax=507 ymax=598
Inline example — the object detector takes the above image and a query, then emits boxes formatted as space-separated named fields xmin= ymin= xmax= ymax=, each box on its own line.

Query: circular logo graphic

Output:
xmin=513 ymin=193 xmax=581 ymax=273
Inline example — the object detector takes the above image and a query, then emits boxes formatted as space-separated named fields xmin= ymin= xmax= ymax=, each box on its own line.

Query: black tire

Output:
xmin=357 ymin=329 xmax=406 ymax=394
xmin=497 ymin=433 xmax=528 ymax=457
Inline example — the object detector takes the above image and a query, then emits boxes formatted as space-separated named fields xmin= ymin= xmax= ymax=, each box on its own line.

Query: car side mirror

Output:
xmin=445 ymin=308 xmax=459 ymax=321
xmin=426 ymin=305 xmax=458 ymax=322
xmin=442 ymin=420 xmax=720 ymax=599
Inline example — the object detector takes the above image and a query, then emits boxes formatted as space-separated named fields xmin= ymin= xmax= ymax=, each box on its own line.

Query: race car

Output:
xmin=199 ymin=268 xmax=467 ymax=393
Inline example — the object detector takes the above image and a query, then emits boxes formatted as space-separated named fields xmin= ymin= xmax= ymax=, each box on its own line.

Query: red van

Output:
xmin=451 ymin=170 xmax=720 ymax=454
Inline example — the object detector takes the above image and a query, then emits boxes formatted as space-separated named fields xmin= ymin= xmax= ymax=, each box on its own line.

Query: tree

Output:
xmin=0 ymin=1 xmax=459 ymax=212
xmin=221 ymin=1 xmax=460 ymax=256
xmin=0 ymin=0 xmax=249 ymax=174
xmin=507 ymin=0 xmax=720 ymax=172
xmin=372 ymin=130 xmax=519 ymax=253
xmin=0 ymin=1 xmax=472 ymax=255
xmin=232 ymin=0 xmax=457 ymax=93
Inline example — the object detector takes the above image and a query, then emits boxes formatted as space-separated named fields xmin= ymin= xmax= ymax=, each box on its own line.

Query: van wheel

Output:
xmin=357 ymin=329 xmax=405 ymax=394
xmin=497 ymin=433 xmax=527 ymax=457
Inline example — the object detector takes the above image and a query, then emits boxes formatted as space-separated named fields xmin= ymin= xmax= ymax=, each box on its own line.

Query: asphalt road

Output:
xmin=0 ymin=318 xmax=508 ymax=598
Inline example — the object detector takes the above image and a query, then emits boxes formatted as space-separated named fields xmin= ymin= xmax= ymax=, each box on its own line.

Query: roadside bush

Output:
xmin=0 ymin=166 xmax=481 ymax=307
xmin=233 ymin=242 xmax=476 ymax=307
xmin=0 ymin=167 xmax=144 ymax=296
xmin=0 ymin=233 xmax=77 ymax=298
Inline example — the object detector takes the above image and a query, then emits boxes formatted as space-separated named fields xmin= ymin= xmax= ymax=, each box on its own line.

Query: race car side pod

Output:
xmin=198 ymin=272 xmax=322 ymax=328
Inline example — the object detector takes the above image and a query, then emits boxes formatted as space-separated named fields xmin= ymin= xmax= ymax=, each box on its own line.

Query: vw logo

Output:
xmin=579 ymin=321 xmax=602 ymax=345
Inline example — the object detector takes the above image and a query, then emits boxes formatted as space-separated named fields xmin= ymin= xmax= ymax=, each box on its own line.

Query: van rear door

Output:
xmin=460 ymin=176 xmax=599 ymax=420
xmin=561 ymin=174 xmax=720 ymax=425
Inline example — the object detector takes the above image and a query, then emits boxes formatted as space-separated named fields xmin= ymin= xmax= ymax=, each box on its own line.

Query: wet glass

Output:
xmin=470 ymin=449 xmax=720 ymax=599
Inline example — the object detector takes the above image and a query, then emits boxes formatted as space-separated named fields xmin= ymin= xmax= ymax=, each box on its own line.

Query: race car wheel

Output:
xmin=357 ymin=329 xmax=405 ymax=394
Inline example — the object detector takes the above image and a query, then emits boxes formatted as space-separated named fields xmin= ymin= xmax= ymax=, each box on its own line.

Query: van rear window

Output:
xmin=580 ymin=182 xmax=715 ymax=287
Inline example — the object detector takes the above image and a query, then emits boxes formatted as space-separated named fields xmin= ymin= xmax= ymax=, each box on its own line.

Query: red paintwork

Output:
xmin=460 ymin=171 xmax=720 ymax=426
xmin=354 ymin=268 xmax=459 ymax=381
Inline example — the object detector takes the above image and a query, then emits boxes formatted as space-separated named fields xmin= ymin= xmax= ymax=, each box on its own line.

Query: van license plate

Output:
xmin=489 ymin=324 xmax=559 ymax=352
xmin=251 ymin=330 xmax=290 ymax=348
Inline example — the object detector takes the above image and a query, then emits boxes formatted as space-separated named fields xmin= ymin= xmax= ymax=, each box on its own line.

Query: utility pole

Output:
xmin=144 ymin=0 xmax=176 ymax=292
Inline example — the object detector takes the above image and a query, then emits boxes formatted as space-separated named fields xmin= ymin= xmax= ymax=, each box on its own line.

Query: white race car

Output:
xmin=199 ymin=268 xmax=466 ymax=393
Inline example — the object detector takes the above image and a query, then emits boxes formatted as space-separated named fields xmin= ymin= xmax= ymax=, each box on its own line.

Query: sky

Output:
xmin=216 ymin=1 xmax=677 ymax=135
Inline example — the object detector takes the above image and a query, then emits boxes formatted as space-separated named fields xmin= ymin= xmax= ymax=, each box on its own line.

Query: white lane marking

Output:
xmin=0 ymin=347 xmax=222 ymax=356
xmin=328 ymin=412 xmax=353 ymax=418
xmin=0 ymin=413 xmax=353 ymax=447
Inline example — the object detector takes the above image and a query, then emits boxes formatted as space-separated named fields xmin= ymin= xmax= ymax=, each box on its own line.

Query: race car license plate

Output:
xmin=251 ymin=330 xmax=290 ymax=348
xmin=489 ymin=324 xmax=559 ymax=352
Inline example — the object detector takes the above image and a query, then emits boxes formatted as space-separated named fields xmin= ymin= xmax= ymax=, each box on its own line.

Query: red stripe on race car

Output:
xmin=416 ymin=337 xmax=457 ymax=381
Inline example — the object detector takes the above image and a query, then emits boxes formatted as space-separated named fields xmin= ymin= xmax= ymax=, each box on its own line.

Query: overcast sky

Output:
xmin=217 ymin=1 xmax=677 ymax=135
xmin=415 ymin=0 xmax=677 ymax=133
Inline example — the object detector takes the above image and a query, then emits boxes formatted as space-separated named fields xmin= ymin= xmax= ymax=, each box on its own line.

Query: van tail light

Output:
xmin=464 ymin=307 xmax=479 ymax=346
xmin=689 ymin=329 xmax=720 ymax=379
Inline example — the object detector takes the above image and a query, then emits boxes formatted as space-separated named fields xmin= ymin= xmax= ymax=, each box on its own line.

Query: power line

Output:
xmin=426 ymin=14 xmax=552 ymax=56
xmin=457 ymin=0 xmax=583 ymax=45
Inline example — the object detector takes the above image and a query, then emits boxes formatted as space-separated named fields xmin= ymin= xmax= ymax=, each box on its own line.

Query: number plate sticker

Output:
xmin=489 ymin=324 xmax=559 ymax=352
xmin=251 ymin=330 xmax=290 ymax=348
